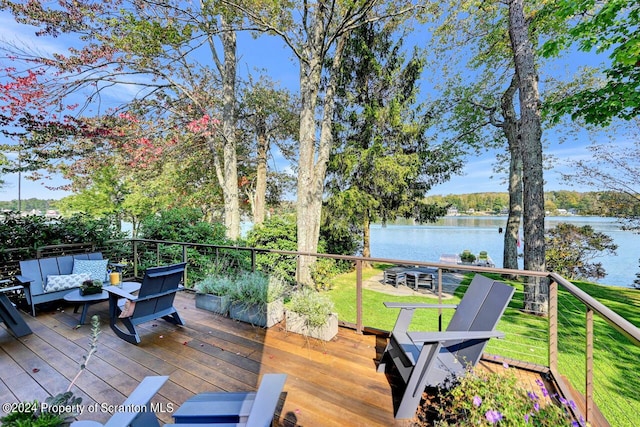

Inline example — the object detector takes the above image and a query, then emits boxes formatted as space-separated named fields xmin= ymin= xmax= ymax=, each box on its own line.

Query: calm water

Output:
xmin=369 ymin=216 xmax=640 ymax=288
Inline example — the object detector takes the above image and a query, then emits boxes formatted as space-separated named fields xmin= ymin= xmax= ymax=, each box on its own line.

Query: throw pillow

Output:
xmin=119 ymin=299 xmax=136 ymax=318
xmin=72 ymin=259 xmax=109 ymax=282
xmin=45 ymin=273 xmax=91 ymax=293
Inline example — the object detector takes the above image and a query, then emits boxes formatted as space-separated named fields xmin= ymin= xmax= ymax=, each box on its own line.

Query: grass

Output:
xmin=326 ymin=264 xmax=640 ymax=427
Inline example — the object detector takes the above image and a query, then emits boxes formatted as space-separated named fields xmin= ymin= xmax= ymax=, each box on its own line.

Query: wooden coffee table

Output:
xmin=64 ymin=282 xmax=140 ymax=324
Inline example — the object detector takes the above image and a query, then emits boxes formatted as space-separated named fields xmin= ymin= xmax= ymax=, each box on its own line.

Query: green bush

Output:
xmin=228 ymin=271 xmax=288 ymax=305
xmin=194 ymin=275 xmax=234 ymax=296
xmin=288 ymin=287 xmax=335 ymax=329
xmin=136 ymin=207 xmax=249 ymax=286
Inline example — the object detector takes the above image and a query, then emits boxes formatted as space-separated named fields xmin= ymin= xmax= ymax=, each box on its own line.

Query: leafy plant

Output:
xmin=460 ymin=250 xmax=476 ymax=263
xmin=288 ymin=287 xmax=335 ymax=329
xmin=228 ymin=271 xmax=288 ymax=305
xmin=413 ymin=366 xmax=584 ymax=426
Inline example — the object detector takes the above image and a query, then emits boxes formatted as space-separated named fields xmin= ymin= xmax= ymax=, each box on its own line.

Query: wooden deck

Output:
xmin=0 ymin=291 xmax=550 ymax=426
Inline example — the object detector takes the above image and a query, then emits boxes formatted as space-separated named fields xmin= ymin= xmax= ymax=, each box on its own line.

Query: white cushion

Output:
xmin=45 ymin=273 xmax=90 ymax=293
xmin=72 ymin=259 xmax=109 ymax=282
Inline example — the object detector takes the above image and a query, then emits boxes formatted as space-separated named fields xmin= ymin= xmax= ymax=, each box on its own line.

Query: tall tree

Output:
xmin=0 ymin=0 xmax=244 ymax=239
xmin=232 ymin=0 xmax=420 ymax=284
xmin=327 ymin=22 xmax=460 ymax=262
xmin=237 ymin=77 xmax=298 ymax=225
xmin=508 ymin=0 xmax=546 ymax=313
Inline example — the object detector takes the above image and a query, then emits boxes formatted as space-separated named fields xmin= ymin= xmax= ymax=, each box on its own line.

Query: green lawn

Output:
xmin=326 ymin=265 xmax=640 ymax=427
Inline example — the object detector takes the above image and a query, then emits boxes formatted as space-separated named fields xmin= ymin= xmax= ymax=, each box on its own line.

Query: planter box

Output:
xmin=285 ymin=311 xmax=339 ymax=341
xmin=195 ymin=293 xmax=230 ymax=316
xmin=229 ymin=299 xmax=284 ymax=328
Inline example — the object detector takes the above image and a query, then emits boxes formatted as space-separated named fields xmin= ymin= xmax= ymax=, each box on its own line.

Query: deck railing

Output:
xmin=2 ymin=239 xmax=639 ymax=426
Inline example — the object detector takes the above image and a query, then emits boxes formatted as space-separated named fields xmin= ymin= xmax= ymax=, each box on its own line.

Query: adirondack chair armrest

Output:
xmin=131 ymin=286 xmax=185 ymax=304
xmin=383 ymin=302 xmax=459 ymax=310
xmin=15 ymin=275 xmax=34 ymax=286
xmin=408 ymin=330 xmax=505 ymax=344
xmin=105 ymin=286 xmax=137 ymax=300
xmin=1 ymin=284 xmax=24 ymax=293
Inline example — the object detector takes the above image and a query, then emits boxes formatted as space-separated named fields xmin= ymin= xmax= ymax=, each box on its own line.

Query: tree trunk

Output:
xmin=501 ymin=76 xmax=522 ymax=272
xmin=254 ymin=125 xmax=268 ymax=225
xmin=220 ymin=23 xmax=240 ymax=240
xmin=296 ymin=30 xmax=347 ymax=285
xmin=508 ymin=0 xmax=547 ymax=314
xmin=362 ymin=210 xmax=372 ymax=269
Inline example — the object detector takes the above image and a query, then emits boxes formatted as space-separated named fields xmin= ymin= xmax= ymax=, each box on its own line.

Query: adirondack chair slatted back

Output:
xmin=446 ymin=276 xmax=514 ymax=366
xmin=132 ymin=263 xmax=186 ymax=319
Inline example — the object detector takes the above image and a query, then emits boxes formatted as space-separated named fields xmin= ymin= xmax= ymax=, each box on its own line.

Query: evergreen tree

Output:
xmin=326 ymin=23 xmax=461 ymax=261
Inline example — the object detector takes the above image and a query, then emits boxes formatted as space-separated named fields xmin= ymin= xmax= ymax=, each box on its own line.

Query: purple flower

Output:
xmin=569 ymin=400 xmax=577 ymax=410
xmin=559 ymin=396 xmax=568 ymax=405
xmin=485 ymin=410 xmax=503 ymax=423
xmin=534 ymin=402 xmax=540 ymax=412
xmin=527 ymin=391 xmax=539 ymax=401
xmin=524 ymin=413 xmax=530 ymax=423
xmin=572 ymin=422 xmax=580 ymax=427
xmin=503 ymin=362 xmax=510 ymax=369
xmin=473 ymin=396 xmax=482 ymax=407
xmin=535 ymin=379 xmax=544 ymax=387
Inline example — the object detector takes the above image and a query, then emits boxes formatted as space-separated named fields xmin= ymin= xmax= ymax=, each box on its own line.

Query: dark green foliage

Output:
xmin=137 ymin=207 xmax=247 ymax=285
xmin=0 ymin=211 xmax=124 ymax=249
xmin=138 ymin=207 xmax=227 ymax=243
xmin=246 ymin=215 xmax=298 ymax=283
xmin=327 ymin=22 xmax=461 ymax=258
xmin=246 ymin=214 xmax=349 ymax=288
xmin=545 ymin=223 xmax=618 ymax=280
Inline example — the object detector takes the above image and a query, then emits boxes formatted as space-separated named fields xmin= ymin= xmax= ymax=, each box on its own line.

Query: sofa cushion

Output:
xmin=45 ymin=273 xmax=91 ymax=293
xmin=73 ymin=259 xmax=109 ymax=282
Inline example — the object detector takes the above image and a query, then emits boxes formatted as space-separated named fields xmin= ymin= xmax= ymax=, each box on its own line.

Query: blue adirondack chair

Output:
xmin=378 ymin=274 xmax=515 ymax=419
xmin=107 ymin=263 xmax=186 ymax=345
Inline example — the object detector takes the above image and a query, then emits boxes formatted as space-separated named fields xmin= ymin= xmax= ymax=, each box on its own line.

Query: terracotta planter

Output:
xmin=195 ymin=293 xmax=230 ymax=316
xmin=229 ymin=299 xmax=284 ymax=327
xmin=285 ymin=311 xmax=338 ymax=341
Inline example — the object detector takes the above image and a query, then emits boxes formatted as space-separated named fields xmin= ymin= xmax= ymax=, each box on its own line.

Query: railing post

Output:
xmin=437 ymin=268 xmax=443 ymax=331
xmin=356 ymin=259 xmax=363 ymax=334
xmin=251 ymin=249 xmax=256 ymax=272
xmin=549 ymin=280 xmax=558 ymax=372
xmin=586 ymin=307 xmax=594 ymax=424
xmin=133 ymin=240 xmax=139 ymax=278
xmin=182 ymin=245 xmax=188 ymax=286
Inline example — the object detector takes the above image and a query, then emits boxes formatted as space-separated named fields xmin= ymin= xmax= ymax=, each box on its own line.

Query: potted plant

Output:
xmin=459 ymin=250 xmax=476 ymax=264
xmin=194 ymin=275 xmax=233 ymax=316
xmin=285 ymin=287 xmax=338 ymax=341
xmin=228 ymin=271 xmax=287 ymax=327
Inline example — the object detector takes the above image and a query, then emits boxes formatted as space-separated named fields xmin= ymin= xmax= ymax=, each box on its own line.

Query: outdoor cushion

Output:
xmin=119 ymin=299 xmax=136 ymax=318
xmin=73 ymin=259 xmax=109 ymax=282
xmin=45 ymin=273 xmax=90 ymax=293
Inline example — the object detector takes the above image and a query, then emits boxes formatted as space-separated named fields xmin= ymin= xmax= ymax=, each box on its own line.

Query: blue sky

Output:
xmin=0 ymin=9 xmax=621 ymax=201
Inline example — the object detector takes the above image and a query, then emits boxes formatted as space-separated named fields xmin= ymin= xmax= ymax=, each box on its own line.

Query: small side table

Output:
xmin=64 ymin=282 xmax=140 ymax=324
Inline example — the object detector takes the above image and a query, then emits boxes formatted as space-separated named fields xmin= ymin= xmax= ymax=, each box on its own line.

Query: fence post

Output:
xmin=437 ymin=268 xmax=443 ymax=331
xmin=356 ymin=259 xmax=363 ymax=334
xmin=133 ymin=240 xmax=139 ymax=278
xmin=251 ymin=249 xmax=256 ymax=272
xmin=586 ymin=307 xmax=594 ymax=424
xmin=549 ymin=280 xmax=558 ymax=372
xmin=182 ymin=245 xmax=188 ymax=287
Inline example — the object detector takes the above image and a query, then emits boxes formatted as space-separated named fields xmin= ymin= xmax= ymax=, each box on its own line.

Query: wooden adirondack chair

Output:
xmin=70 ymin=376 xmax=168 ymax=427
xmin=107 ymin=263 xmax=186 ymax=345
xmin=377 ymin=274 xmax=515 ymax=419
xmin=164 ymin=373 xmax=287 ymax=427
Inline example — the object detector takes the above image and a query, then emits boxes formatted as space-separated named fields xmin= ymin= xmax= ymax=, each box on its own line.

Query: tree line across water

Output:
xmin=426 ymin=190 xmax=637 ymax=217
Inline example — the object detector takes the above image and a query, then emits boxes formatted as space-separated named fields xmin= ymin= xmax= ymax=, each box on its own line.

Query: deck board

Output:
xmin=0 ymin=291 xmax=550 ymax=426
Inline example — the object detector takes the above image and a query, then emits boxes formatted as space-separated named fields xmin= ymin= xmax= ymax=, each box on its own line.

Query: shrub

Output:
xmin=288 ymin=287 xmax=335 ymax=329
xmin=228 ymin=271 xmax=288 ymax=305
xmin=194 ymin=275 xmax=234 ymax=296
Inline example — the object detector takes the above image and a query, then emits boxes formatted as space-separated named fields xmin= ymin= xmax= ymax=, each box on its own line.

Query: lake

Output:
xmin=369 ymin=216 xmax=640 ymax=288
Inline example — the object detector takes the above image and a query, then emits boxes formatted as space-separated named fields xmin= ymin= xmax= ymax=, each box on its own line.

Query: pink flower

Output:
xmin=473 ymin=395 xmax=482 ymax=407
xmin=485 ymin=410 xmax=503 ymax=423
